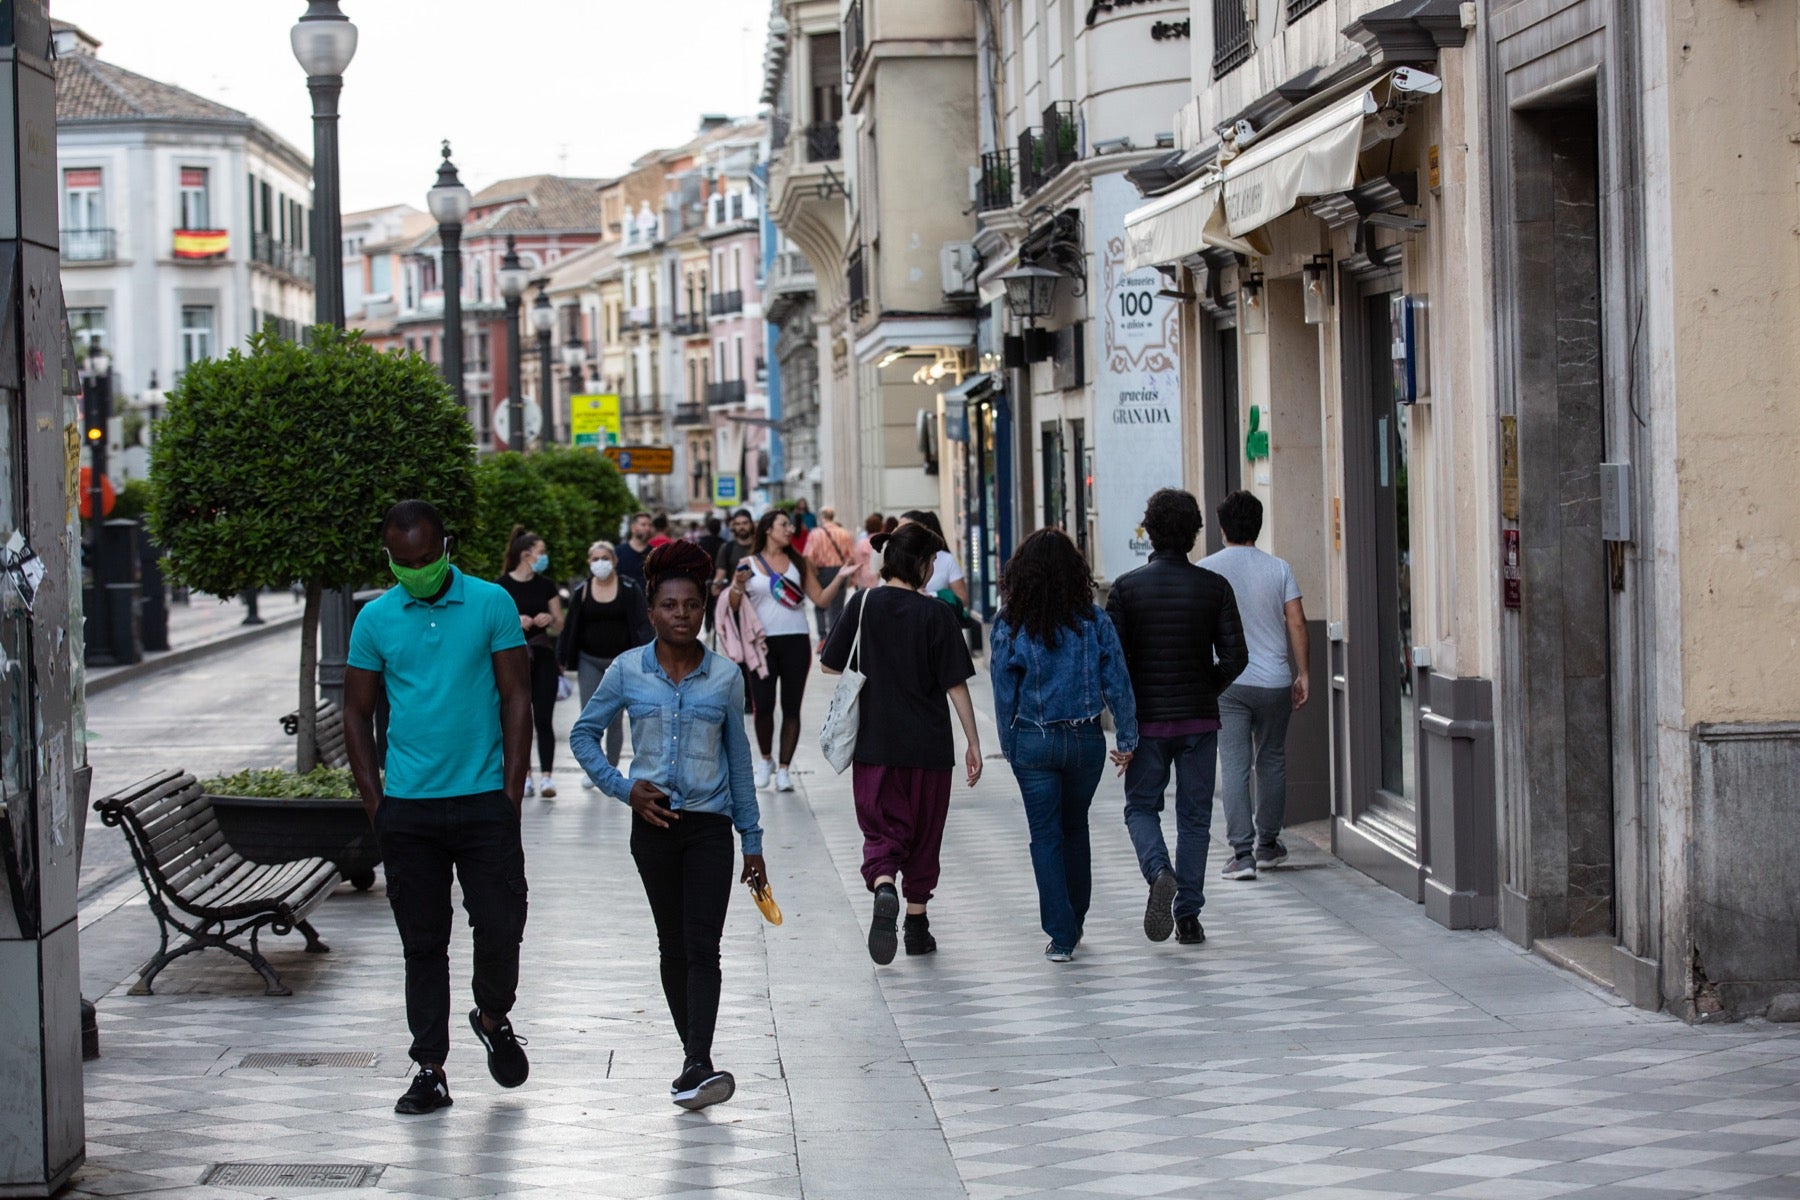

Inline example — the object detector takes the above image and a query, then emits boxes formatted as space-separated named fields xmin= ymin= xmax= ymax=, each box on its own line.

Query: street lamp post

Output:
xmin=427 ymin=141 xmax=473 ymax=440
xmin=498 ymin=236 xmax=529 ymax=452
xmin=531 ymin=284 xmax=556 ymax=447
xmin=562 ymin=327 xmax=585 ymax=413
xmin=292 ymin=0 xmax=359 ymax=709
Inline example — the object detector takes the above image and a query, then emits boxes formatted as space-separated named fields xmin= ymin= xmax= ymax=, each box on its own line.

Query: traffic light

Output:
xmin=83 ymin=372 xmax=109 ymax=445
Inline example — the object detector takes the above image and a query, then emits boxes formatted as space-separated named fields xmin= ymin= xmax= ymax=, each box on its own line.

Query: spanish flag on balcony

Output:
xmin=173 ymin=229 xmax=229 ymax=259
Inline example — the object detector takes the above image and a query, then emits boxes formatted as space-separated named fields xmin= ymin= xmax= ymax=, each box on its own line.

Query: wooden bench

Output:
xmin=280 ymin=700 xmax=348 ymax=769
xmin=95 ymin=770 xmax=339 ymax=996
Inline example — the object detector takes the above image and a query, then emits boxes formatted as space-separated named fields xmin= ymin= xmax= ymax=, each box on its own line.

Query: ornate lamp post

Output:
xmin=427 ymin=141 xmax=473 ymax=440
xmin=562 ymin=326 xmax=585 ymax=412
xmin=292 ymin=0 xmax=358 ymax=707
xmin=497 ymin=236 xmax=529 ymax=452
xmin=531 ymin=283 xmax=556 ymax=446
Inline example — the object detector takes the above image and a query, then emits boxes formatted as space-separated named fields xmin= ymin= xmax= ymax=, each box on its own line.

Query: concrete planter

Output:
xmin=207 ymin=795 xmax=380 ymax=892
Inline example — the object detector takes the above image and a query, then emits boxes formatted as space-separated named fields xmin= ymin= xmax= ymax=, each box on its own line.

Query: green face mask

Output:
xmin=389 ymin=540 xmax=450 ymax=599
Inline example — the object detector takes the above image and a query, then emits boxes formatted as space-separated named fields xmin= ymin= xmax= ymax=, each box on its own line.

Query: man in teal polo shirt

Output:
xmin=344 ymin=499 xmax=535 ymax=1116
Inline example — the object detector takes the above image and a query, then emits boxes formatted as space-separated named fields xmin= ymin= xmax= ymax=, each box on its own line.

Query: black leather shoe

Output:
xmin=904 ymin=912 xmax=936 ymax=956
xmin=1144 ymin=868 xmax=1178 ymax=942
xmin=1175 ymin=915 xmax=1206 ymax=945
xmin=869 ymin=884 xmax=900 ymax=964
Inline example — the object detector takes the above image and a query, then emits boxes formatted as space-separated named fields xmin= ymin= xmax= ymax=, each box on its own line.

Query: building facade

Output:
xmin=54 ymin=19 xmax=314 ymax=480
xmin=1118 ymin=0 xmax=1800 ymax=1021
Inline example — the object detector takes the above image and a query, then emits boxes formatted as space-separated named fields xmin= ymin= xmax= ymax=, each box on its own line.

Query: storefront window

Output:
xmin=1371 ymin=295 xmax=1416 ymax=809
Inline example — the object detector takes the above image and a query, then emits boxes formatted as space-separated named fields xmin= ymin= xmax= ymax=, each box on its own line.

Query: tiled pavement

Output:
xmin=67 ymin=659 xmax=1800 ymax=1199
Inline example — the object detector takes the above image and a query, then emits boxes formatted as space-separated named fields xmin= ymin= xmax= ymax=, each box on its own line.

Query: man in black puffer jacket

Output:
xmin=1105 ymin=489 xmax=1248 ymax=947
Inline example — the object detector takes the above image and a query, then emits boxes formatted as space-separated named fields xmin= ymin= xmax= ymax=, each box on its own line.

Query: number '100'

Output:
xmin=1118 ymin=291 xmax=1155 ymax=317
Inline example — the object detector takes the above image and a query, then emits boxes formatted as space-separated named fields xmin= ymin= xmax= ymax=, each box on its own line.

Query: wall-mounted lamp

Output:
xmin=999 ymin=264 xmax=1061 ymax=323
xmin=1241 ymin=272 xmax=1267 ymax=336
xmin=1302 ymin=255 xmax=1333 ymax=325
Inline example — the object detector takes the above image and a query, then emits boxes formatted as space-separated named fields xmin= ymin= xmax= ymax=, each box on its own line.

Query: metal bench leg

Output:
xmin=296 ymin=919 xmax=331 ymax=954
xmin=128 ymin=938 xmax=209 ymax=996
xmin=241 ymin=925 xmax=292 ymax=997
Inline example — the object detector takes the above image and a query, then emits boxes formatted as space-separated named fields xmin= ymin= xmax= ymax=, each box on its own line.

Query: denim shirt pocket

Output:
xmin=680 ymin=703 xmax=726 ymax=775
xmin=628 ymin=702 xmax=665 ymax=773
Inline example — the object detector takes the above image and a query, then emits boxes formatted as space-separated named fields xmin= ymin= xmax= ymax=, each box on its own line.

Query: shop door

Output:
xmin=1202 ymin=321 xmax=1242 ymax=555
xmin=1367 ymin=292 xmax=1417 ymax=838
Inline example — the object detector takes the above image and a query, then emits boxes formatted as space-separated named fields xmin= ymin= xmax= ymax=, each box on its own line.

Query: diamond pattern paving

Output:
xmin=66 ymin=670 xmax=1800 ymax=1198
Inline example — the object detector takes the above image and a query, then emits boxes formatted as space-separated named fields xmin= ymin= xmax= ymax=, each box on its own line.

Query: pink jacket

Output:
xmin=714 ymin=588 xmax=770 ymax=678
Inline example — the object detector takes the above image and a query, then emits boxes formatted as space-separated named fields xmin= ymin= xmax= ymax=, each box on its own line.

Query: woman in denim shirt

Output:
xmin=571 ymin=542 xmax=764 ymax=1112
xmin=990 ymin=530 xmax=1138 ymax=962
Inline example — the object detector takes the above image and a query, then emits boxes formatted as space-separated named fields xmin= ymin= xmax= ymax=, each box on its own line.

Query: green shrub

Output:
xmin=200 ymin=767 xmax=359 ymax=799
xmin=150 ymin=326 xmax=476 ymax=769
xmin=111 ymin=477 xmax=154 ymax=523
xmin=463 ymin=446 xmax=636 ymax=584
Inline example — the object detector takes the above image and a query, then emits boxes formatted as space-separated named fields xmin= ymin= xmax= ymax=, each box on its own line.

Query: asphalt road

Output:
xmin=78 ymin=627 xmax=300 ymax=902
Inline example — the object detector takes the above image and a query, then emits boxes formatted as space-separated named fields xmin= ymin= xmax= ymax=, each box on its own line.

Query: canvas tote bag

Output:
xmin=818 ymin=589 xmax=871 ymax=774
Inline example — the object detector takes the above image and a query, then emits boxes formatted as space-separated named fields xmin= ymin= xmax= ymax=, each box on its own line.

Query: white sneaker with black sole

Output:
xmin=754 ymin=758 xmax=773 ymax=789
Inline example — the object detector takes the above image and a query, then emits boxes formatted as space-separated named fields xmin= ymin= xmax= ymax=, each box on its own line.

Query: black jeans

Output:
xmin=630 ymin=810 xmax=734 ymax=1066
xmin=528 ymin=646 xmax=559 ymax=772
xmin=377 ymin=791 xmax=529 ymax=1066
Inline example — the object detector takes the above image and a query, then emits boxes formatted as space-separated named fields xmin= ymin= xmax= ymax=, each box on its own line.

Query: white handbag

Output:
xmin=818 ymin=590 xmax=871 ymax=774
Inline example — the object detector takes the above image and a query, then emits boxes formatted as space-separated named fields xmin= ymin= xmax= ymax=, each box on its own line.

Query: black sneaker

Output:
xmin=869 ymin=883 xmax=900 ymax=965
xmin=1255 ymin=840 xmax=1290 ymax=869
xmin=1221 ymin=853 xmax=1258 ymax=881
xmin=903 ymin=912 xmax=936 ymax=956
xmin=1176 ymin=915 xmax=1206 ymax=945
xmin=1144 ymin=867 xmax=1178 ymax=942
xmin=468 ymin=1009 xmax=530 ymax=1088
xmin=671 ymin=1061 xmax=736 ymax=1111
xmin=395 ymin=1066 xmax=453 ymax=1115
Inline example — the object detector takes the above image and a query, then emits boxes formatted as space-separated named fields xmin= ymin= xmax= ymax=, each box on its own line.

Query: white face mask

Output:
xmin=590 ymin=559 xmax=615 ymax=580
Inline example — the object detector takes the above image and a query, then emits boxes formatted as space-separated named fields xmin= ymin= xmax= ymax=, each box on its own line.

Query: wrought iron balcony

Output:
xmin=251 ymin=231 xmax=314 ymax=282
xmin=1213 ymin=0 xmax=1252 ymax=77
xmin=847 ymin=247 xmax=867 ymax=321
xmin=1043 ymin=101 xmax=1078 ymax=176
xmin=61 ymin=227 xmax=116 ymax=262
xmin=805 ymin=119 xmax=841 ymax=163
xmin=979 ymin=151 xmax=1015 ymax=212
xmin=674 ymin=402 xmax=708 ymax=426
xmin=673 ymin=312 xmax=707 ymax=336
xmin=845 ymin=0 xmax=865 ymax=74
xmin=706 ymin=379 xmax=747 ymax=407
xmin=709 ymin=290 xmax=744 ymax=317
xmin=1018 ymin=128 xmax=1049 ymax=196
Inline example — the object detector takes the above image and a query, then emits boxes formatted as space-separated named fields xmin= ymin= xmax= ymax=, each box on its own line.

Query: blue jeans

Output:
xmin=1008 ymin=723 xmax=1106 ymax=950
xmin=1122 ymin=732 xmax=1218 ymax=919
xmin=1218 ymin=684 xmax=1292 ymax=856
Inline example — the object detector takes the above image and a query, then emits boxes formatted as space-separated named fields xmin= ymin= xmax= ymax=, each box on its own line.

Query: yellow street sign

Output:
xmin=570 ymin=394 xmax=622 ymax=447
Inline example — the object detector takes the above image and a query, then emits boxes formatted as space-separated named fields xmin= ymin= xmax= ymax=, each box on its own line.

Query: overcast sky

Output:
xmin=53 ymin=0 xmax=771 ymax=212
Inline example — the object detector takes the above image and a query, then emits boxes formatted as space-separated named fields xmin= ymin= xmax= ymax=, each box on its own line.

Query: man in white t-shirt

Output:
xmin=1198 ymin=491 xmax=1309 ymax=881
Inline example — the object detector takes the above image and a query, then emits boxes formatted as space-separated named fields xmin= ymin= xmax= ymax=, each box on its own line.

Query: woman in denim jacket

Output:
xmin=571 ymin=542 xmax=765 ymax=1112
xmin=990 ymin=529 xmax=1138 ymax=962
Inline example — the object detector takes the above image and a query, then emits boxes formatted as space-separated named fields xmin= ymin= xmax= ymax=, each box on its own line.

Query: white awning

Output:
xmin=1221 ymin=87 xmax=1378 ymax=237
xmin=1123 ymin=174 xmax=1270 ymax=270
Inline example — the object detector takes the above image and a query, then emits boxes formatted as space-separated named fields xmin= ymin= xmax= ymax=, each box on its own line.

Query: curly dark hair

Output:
xmin=642 ymin=541 xmax=714 ymax=600
xmin=997 ymin=528 xmax=1094 ymax=647
xmin=1142 ymin=488 xmax=1203 ymax=554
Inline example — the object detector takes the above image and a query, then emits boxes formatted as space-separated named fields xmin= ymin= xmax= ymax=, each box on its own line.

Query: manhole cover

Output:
xmin=238 ymin=1052 xmax=377 ymax=1069
xmin=201 ymin=1163 xmax=384 ymax=1188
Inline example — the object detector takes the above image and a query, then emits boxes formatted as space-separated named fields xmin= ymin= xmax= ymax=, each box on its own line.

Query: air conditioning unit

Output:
xmin=940 ymin=241 xmax=977 ymax=297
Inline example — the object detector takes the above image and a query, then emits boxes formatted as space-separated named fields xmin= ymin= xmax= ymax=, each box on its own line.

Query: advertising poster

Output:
xmin=1090 ymin=172 xmax=1183 ymax=579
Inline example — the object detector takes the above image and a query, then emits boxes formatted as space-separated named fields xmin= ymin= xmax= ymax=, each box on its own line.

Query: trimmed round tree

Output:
xmin=149 ymin=327 xmax=476 ymax=770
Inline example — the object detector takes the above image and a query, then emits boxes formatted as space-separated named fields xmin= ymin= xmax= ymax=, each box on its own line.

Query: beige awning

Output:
xmin=1122 ymin=175 xmax=1266 ymax=271
xmin=1220 ymin=87 xmax=1378 ymax=237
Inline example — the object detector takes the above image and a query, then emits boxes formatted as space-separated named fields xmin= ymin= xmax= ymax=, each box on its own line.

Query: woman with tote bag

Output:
xmin=820 ymin=522 xmax=982 ymax=965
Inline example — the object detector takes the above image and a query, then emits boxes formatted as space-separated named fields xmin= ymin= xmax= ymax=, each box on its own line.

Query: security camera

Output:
xmin=1230 ymin=118 xmax=1255 ymax=143
xmin=1391 ymin=67 xmax=1443 ymax=95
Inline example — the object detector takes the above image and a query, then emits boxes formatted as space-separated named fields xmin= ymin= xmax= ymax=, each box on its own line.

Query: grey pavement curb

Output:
xmin=84 ymin=611 xmax=301 ymax=697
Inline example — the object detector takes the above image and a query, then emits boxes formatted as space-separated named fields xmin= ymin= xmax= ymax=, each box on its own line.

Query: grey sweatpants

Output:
xmin=1217 ymin=683 xmax=1293 ymax=855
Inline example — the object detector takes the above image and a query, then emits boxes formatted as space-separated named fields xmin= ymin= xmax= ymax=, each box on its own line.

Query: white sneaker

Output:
xmin=775 ymin=767 xmax=795 ymax=792
xmin=580 ymin=778 xmax=597 ymax=792
xmin=522 ymin=776 xmax=535 ymax=798
xmin=754 ymin=759 xmax=773 ymax=789
xmin=539 ymin=774 xmax=557 ymax=800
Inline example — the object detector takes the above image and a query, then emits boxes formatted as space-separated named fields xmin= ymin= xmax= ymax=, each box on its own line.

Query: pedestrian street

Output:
xmin=67 ymin=665 xmax=1800 ymax=1200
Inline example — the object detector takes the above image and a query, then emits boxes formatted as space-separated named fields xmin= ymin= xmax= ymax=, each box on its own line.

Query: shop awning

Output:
xmin=1122 ymin=174 xmax=1268 ymax=271
xmin=941 ymin=372 xmax=994 ymax=404
xmin=1220 ymin=87 xmax=1378 ymax=237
